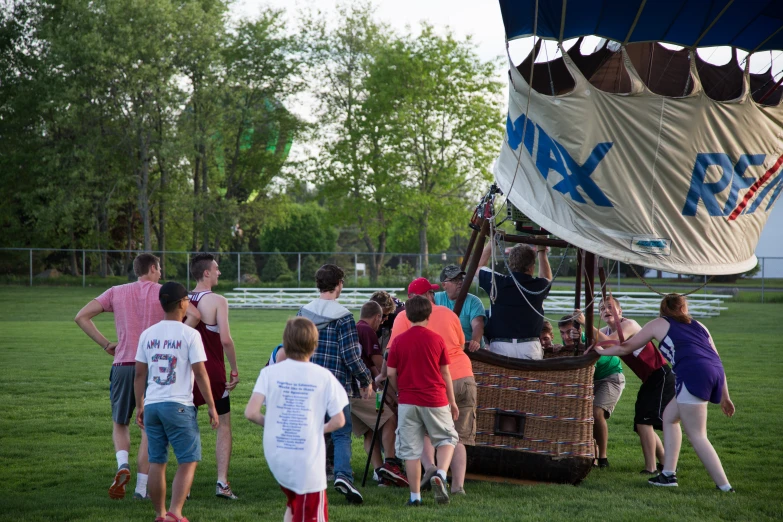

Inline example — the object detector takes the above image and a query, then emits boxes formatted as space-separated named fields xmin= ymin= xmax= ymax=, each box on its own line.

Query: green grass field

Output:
xmin=1 ymin=287 xmax=781 ymax=521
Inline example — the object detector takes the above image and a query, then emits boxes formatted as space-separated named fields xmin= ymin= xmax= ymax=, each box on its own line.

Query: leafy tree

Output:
xmin=304 ymin=2 xmax=407 ymax=283
xmin=300 ymin=254 xmax=323 ymax=283
xmin=367 ymin=25 xmax=504 ymax=265
xmin=258 ymin=203 xmax=338 ymax=258
xmin=261 ymin=249 xmax=291 ymax=282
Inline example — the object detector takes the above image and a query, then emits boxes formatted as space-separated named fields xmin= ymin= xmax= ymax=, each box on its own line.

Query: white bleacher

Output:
xmin=226 ymin=288 xmax=404 ymax=310
xmin=543 ymin=290 xmax=731 ymax=318
xmin=227 ymin=288 xmax=730 ymax=317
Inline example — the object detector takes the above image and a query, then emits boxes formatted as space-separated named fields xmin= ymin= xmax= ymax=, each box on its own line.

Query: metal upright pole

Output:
xmin=454 ymin=219 xmax=490 ymax=316
xmin=584 ymin=252 xmax=596 ymax=349
xmin=82 ymin=250 xmax=86 ymax=287
xmin=761 ymin=258 xmax=765 ymax=304
xmin=238 ymin=252 xmax=241 ymax=287
xmin=297 ymin=253 xmax=301 ymax=287
xmin=574 ymin=249 xmax=583 ymax=310
xmin=29 ymin=249 xmax=33 ymax=287
xmin=354 ymin=253 xmax=358 ymax=284
xmin=186 ymin=253 xmax=190 ymax=290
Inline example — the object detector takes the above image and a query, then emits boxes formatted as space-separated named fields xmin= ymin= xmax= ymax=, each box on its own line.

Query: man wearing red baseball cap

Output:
xmin=384 ymin=278 xmax=476 ymax=497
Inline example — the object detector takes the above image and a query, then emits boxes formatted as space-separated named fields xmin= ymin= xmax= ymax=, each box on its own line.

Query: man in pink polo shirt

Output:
xmin=76 ymin=254 xmax=198 ymax=501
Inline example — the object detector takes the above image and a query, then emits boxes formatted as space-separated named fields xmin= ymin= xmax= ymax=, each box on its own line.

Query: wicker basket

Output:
xmin=465 ymin=350 xmax=598 ymax=485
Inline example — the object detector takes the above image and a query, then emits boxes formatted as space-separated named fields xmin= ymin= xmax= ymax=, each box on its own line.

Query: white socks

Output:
xmin=116 ymin=450 xmax=129 ymax=469
xmin=718 ymin=484 xmax=733 ymax=492
xmin=436 ymin=469 xmax=448 ymax=481
xmin=662 ymin=470 xmax=676 ymax=477
xmin=135 ymin=473 xmax=148 ymax=496
xmin=410 ymin=492 xmax=421 ymax=501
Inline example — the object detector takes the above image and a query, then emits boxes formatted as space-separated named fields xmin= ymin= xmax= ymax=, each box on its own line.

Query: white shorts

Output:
xmin=676 ymin=383 xmax=707 ymax=405
xmin=488 ymin=340 xmax=543 ymax=360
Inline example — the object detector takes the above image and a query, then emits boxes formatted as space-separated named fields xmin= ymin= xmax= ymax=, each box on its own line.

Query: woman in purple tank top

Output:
xmin=593 ymin=294 xmax=736 ymax=492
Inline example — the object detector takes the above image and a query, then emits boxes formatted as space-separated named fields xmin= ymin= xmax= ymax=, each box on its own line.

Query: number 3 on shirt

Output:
xmin=152 ymin=354 xmax=178 ymax=385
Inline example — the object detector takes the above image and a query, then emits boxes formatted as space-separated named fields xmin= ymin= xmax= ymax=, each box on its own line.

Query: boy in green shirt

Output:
xmin=558 ymin=316 xmax=624 ymax=468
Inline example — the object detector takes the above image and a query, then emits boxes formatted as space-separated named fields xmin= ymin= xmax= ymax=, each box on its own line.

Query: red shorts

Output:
xmin=280 ymin=486 xmax=328 ymax=522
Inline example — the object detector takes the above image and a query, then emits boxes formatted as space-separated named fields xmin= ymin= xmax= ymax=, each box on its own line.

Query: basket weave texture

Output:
xmin=472 ymin=360 xmax=595 ymax=458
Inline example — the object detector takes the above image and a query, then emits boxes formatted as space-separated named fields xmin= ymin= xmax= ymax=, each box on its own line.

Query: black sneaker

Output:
xmin=649 ymin=473 xmax=678 ymax=487
xmin=657 ymin=462 xmax=664 ymax=473
xmin=430 ymin=475 xmax=450 ymax=505
xmin=420 ymin=467 xmax=436 ymax=491
xmin=594 ymin=458 xmax=609 ymax=468
xmin=334 ymin=477 xmax=363 ymax=504
xmin=406 ymin=499 xmax=422 ymax=507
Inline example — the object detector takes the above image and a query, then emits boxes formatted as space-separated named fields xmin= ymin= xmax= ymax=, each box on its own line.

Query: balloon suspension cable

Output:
xmin=487 ymin=231 xmax=613 ymax=327
xmin=495 ymin=0 xmax=539 ymax=222
xmin=628 ymin=263 xmax=715 ymax=296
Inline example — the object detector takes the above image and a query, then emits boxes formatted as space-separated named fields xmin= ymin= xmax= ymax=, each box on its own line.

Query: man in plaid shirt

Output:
xmin=298 ymin=264 xmax=373 ymax=504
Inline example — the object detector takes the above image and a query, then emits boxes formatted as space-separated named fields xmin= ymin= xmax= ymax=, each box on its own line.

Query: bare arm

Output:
xmin=184 ymin=303 xmax=201 ymax=328
xmin=440 ymin=365 xmax=459 ymax=421
xmin=595 ymin=318 xmax=669 ymax=356
xmin=577 ymin=312 xmax=641 ymax=342
xmin=537 ymin=248 xmax=553 ymax=281
xmin=134 ymin=362 xmax=148 ymax=429
xmin=467 ymin=316 xmax=484 ymax=352
xmin=216 ymin=297 xmax=239 ymax=391
xmin=192 ymin=362 xmax=219 ymax=429
xmin=386 ymin=366 xmax=398 ymax=397
xmin=479 ymin=242 xmax=492 ymax=268
xmin=244 ymin=392 xmax=266 ymax=426
xmin=702 ymin=322 xmax=735 ymax=417
xmin=324 ymin=411 xmax=346 ymax=433
xmin=75 ymin=300 xmax=117 ymax=355
xmin=370 ymin=354 xmax=384 ymax=378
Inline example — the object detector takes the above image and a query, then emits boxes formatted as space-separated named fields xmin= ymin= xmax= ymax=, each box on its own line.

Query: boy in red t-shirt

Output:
xmin=386 ymin=296 xmax=459 ymax=506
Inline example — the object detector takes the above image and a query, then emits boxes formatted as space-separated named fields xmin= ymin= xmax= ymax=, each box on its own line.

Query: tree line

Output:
xmin=0 ymin=0 xmax=503 ymax=282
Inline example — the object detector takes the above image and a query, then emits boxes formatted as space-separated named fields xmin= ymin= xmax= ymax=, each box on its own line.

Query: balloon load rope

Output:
xmin=628 ymin=264 xmax=715 ymax=297
xmin=486 ymin=230 xmax=614 ymax=328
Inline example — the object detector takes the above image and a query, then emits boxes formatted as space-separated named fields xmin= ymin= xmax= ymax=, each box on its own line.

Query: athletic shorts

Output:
xmin=280 ymin=487 xmax=328 ymax=522
xmin=109 ymin=364 xmax=136 ymax=425
xmin=350 ymin=397 xmax=394 ymax=437
xmin=452 ymin=377 xmax=477 ymax=445
xmin=144 ymin=402 xmax=201 ymax=464
xmin=634 ymin=366 xmax=675 ymax=431
xmin=197 ymin=394 xmax=231 ymax=416
xmin=676 ymin=383 xmax=708 ymax=405
xmin=594 ymin=373 xmax=626 ymax=418
xmin=395 ymin=404 xmax=457 ymax=460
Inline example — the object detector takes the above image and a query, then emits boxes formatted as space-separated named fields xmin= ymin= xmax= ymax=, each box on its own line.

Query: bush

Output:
xmin=300 ymin=255 xmax=322 ymax=283
xmin=262 ymin=249 xmax=291 ymax=282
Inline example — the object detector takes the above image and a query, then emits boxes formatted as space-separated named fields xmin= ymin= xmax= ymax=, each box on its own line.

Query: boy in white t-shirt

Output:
xmin=134 ymin=282 xmax=219 ymax=522
xmin=245 ymin=317 xmax=348 ymax=522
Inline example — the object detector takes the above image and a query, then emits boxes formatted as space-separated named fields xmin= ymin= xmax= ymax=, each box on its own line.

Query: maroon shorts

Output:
xmin=280 ymin=486 xmax=328 ymax=522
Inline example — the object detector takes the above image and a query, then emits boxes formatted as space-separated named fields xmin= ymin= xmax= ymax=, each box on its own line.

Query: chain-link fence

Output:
xmin=1 ymin=248 xmax=781 ymax=302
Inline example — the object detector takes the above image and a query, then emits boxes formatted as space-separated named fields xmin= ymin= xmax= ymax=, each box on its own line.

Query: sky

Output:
xmin=232 ymin=0 xmax=783 ymax=264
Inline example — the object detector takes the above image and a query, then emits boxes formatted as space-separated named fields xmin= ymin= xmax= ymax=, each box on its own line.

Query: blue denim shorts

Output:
xmin=144 ymin=402 xmax=201 ymax=464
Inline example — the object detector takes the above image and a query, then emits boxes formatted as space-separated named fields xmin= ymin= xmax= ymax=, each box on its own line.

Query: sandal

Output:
xmin=165 ymin=512 xmax=190 ymax=522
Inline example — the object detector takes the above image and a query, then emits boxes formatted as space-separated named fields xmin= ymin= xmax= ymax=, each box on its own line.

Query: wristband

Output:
xmin=103 ymin=341 xmax=111 ymax=350
xmin=230 ymin=371 xmax=239 ymax=377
